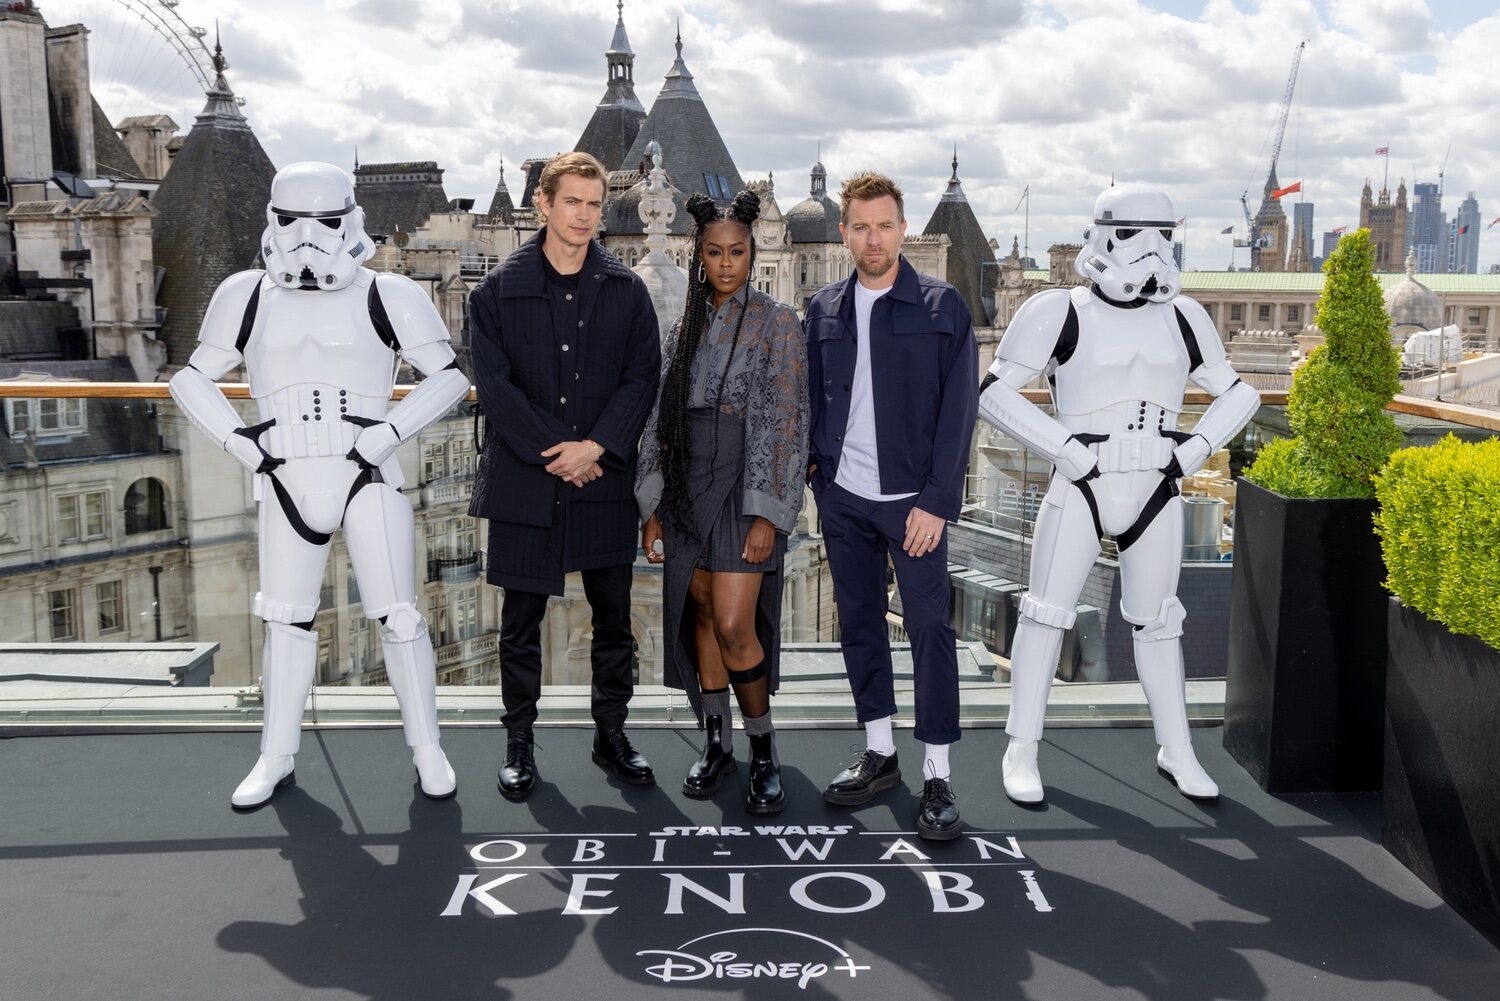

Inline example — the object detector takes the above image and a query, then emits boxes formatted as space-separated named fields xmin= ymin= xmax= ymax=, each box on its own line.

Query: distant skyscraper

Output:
xmin=1411 ymin=182 xmax=1448 ymax=273
xmin=1288 ymin=202 xmax=1314 ymax=272
xmin=1453 ymin=192 xmax=1481 ymax=274
xmin=1172 ymin=241 xmax=1184 ymax=270
xmin=1321 ymin=230 xmax=1343 ymax=260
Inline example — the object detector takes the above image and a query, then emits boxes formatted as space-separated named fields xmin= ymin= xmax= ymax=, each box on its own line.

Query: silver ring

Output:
xmin=925 ymin=534 xmax=933 ymax=539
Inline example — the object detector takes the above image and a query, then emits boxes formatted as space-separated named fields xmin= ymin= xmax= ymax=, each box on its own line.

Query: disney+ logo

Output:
xmin=638 ymin=928 xmax=870 ymax=990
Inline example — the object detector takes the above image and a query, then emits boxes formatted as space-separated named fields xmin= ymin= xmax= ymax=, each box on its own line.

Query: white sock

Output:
xmin=923 ymin=742 xmax=951 ymax=781
xmin=865 ymin=716 xmax=895 ymax=755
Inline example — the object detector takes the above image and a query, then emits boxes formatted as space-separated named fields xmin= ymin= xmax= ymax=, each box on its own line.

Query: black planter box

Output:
xmin=1223 ymin=479 xmax=1388 ymax=792
xmin=1384 ymin=599 xmax=1500 ymax=949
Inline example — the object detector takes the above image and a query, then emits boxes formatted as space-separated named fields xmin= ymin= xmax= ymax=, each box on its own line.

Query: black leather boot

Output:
xmin=497 ymin=727 xmax=537 ymax=801
xmin=682 ymin=715 xmax=736 ymax=798
xmin=592 ymin=726 xmax=655 ymax=785
xmin=745 ymin=731 xmax=785 ymax=814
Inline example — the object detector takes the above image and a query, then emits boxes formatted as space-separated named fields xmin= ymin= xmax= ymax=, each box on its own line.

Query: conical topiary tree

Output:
xmin=1246 ymin=228 xmax=1403 ymax=498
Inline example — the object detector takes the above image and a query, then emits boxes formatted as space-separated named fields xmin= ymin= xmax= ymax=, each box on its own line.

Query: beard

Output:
xmin=855 ymin=248 xmax=896 ymax=282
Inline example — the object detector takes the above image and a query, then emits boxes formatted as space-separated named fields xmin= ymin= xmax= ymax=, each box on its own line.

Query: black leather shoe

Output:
xmin=822 ymin=748 xmax=901 ymax=806
xmin=745 ymin=731 xmax=785 ymax=814
xmin=683 ymin=715 xmax=736 ymax=798
xmin=593 ymin=726 xmax=655 ymax=785
xmin=916 ymin=777 xmax=963 ymax=841
xmin=497 ymin=727 xmax=537 ymax=801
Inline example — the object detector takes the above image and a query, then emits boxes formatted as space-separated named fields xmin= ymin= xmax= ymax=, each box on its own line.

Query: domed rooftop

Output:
xmin=1384 ymin=249 xmax=1443 ymax=343
xmin=785 ymin=160 xmax=841 ymax=244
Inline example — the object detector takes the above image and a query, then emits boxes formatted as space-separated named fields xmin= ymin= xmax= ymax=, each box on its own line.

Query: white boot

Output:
xmin=233 ymin=622 xmax=318 ymax=811
xmin=1002 ymin=738 xmax=1044 ymax=805
xmin=1157 ymin=744 xmax=1219 ymax=800
xmin=232 ymin=754 xmax=296 ymax=809
xmin=380 ymin=607 xmax=455 ymax=799
xmin=411 ymin=741 xmax=457 ymax=799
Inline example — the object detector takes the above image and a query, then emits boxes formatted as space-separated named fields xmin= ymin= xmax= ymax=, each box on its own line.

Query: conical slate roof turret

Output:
xmin=574 ymin=1 xmax=647 ymax=170
xmin=921 ymin=147 xmax=995 ymax=322
xmin=621 ymin=23 xmax=743 ymax=202
xmin=151 ymin=37 xmax=276 ymax=367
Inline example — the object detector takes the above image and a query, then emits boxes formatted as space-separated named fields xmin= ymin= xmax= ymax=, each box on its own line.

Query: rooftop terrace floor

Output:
xmin=2 ymin=725 xmax=1495 ymax=1000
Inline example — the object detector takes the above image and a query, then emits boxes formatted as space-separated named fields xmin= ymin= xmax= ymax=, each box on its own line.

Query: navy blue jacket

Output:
xmin=468 ymin=231 xmax=661 ymax=530
xmin=804 ymin=257 xmax=978 ymax=521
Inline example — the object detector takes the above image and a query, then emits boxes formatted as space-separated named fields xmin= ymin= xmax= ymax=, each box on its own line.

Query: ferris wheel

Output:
xmin=46 ymin=0 xmax=240 ymax=121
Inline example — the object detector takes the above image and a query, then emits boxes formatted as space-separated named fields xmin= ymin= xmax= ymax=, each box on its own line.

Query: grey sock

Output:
xmin=702 ymin=688 xmax=733 ymax=753
xmin=742 ymin=708 xmax=777 ymax=765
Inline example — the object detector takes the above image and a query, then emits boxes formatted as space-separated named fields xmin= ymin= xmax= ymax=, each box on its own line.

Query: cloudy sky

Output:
xmin=55 ymin=0 xmax=1500 ymax=271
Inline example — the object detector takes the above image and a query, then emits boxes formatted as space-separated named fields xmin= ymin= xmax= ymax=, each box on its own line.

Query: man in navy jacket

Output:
xmin=805 ymin=172 xmax=977 ymax=840
xmin=469 ymin=152 xmax=661 ymax=800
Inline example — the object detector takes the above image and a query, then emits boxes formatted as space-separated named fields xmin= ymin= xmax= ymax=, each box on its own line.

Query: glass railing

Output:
xmin=1 ymin=383 xmax=1495 ymax=728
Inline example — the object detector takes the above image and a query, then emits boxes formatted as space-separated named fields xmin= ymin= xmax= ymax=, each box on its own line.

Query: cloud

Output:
xmin=54 ymin=0 xmax=1500 ymax=271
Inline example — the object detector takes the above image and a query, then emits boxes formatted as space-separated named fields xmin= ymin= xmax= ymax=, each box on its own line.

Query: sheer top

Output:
xmin=636 ymin=285 xmax=810 ymax=534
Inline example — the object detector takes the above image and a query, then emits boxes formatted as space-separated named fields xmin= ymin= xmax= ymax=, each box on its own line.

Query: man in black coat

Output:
xmin=468 ymin=152 xmax=662 ymax=800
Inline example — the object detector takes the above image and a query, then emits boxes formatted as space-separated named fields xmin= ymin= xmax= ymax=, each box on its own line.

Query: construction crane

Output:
xmin=1237 ymin=41 xmax=1307 ymax=266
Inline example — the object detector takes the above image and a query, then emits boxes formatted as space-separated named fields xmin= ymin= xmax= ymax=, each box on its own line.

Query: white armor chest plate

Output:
xmin=1052 ymin=294 xmax=1188 ymax=419
xmin=243 ymin=283 xmax=398 ymax=400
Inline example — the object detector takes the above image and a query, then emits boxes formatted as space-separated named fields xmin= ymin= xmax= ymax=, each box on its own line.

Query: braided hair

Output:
xmin=657 ymin=188 xmax=761 ymax=537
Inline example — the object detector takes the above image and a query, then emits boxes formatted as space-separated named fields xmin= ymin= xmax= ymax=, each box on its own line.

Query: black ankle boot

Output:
xmin=497 ymin=727 xmax=537 ymax=802
xmin=745 ymin=731 xmax=785 ymax=814
xmin=682 ymin=715 xmax=736 ymax=798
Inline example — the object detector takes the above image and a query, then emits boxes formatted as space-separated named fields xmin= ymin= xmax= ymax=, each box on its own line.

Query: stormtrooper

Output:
xmin=169 ymin=162 xmax=471 ymax=809
xmin=979 ymin=184 xmax=1260 ymax=804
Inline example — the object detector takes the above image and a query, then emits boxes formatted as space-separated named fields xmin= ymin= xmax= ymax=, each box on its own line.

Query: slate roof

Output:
xmin=150 ymin=62 xmax=276 ymax=367
xmin=785 ymin=161 xmax=841 ymax=244
xmin=0 ymin=299 xmax=83 ymax=361
xmin=620 ymin=29 xmax=743 ymax=202
xmin=353 ymin=162 xmax=450 ymax=240
xmin=603 ymin=173 xmax=693 ymax=238
xmin=921 ymin=152 xmax=996 ymax=323
xmin=90 ymin=96 xmax=143 ymax=180
xmin=486 ymin=165 xmax=516 ymax=224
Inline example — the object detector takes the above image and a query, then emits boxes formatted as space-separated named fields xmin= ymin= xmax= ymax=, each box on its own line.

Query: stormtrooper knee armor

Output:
xmin=979 ymin=183 xmax=1259 ymax=804
xmin=170 ymin=162 xmax=470 ymax=810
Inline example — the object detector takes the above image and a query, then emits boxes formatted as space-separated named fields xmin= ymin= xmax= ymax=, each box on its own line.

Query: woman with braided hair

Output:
xmin=636 ymin=189 xmax=809 ymax=813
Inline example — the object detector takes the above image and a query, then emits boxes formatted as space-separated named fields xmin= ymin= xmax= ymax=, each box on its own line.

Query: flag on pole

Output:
xmin=1489 ymin=216 xmax=1500 ymax=230
xmin=1176 ymin=217 xmax=1186 ymax=226
xmin=1270 ymin=181 xmax=1302 ymax=199
xmin=1375 ymin=146 xmax=1390 ymax=155
xmin=1332 ymin=225 xmax=1348 ymax=234
xmin=1456 ymin=225 xmax=1469 ymax=235
xmin=1220 ymin=225 xmax=1234 ymax=235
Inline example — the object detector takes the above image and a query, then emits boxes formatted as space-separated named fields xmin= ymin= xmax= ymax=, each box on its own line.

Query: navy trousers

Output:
xmin=818 ymin=482 xmax=961 ymax=745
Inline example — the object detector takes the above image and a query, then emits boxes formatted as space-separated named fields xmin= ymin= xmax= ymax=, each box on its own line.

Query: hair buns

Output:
xmin=685 ymin=193 xmax=719 ymax=228
xmin=729 ymin=189 xmax=761 ymax=225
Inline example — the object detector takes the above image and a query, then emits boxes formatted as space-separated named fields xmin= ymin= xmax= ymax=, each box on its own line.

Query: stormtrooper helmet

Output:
xmin=261 ymin=162 xmax=374 ymax=290
xmin=1074 ymin=183 xmax=1180 ymax=303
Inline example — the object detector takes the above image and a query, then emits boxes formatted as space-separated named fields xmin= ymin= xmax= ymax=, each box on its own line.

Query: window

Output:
xmin=7 ymin=398 xmax=86 ymax=438
xmin=424 ymin=443 xmax=447 ymax=482
xmin=96 ymin=580 xmax=123 ymax=634
xmin=1229 ymin=304 xmax=1244 ymax=323
xmin=49 ymin=588 xmax=77 ymax=640
xmin=1286 ymin=305 xmax=1300 ymax=325
xmin=57 ymin=490 xmax=108 ymax=543
xmin=1257 ymin=304 xmax=1272 ymax=323
xmin=799 ymin=257 xmax=808 ymax=286
xmin=347 ymin=557 xmax=362 ymax=605
xmin=1469 ymin=308 xmax=1483 ymax=327
xmin=124 ymin=478 xmax=168 ymax=534
xmin=756 ymin=264 xmax=775 ymax=295
xmin=718 ymin=176 xmax=731 ymax=197
xmin=455 ymin=585 xmax=479 ymax=642
xmin=351 ymin=616 xmax=374 ymax=674
xmin=703 ymin=174 xmax=721 ymax=199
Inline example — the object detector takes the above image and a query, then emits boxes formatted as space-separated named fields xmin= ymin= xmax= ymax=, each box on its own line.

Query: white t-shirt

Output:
xmin=835 ymin=281 xmax=917 ymax=502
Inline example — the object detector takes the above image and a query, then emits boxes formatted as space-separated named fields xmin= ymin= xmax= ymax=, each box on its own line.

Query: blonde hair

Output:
xmin=537 ymin=151 xmax=607 ymax=203
xmin=839 ymin=171 xmax=905 ymax=223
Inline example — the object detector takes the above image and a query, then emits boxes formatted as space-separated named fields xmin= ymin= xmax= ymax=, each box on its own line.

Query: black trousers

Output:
xmin=499 ymin=562 xmax=634 ymax=729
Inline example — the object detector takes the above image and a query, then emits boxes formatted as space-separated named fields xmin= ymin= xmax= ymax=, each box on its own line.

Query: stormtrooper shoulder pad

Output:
xmin=370 ymin=271 xmax=451 ymax=354
xmin=196 ymin=270 xmax=269 ymax=355
xmin=995 ymin=287 xmax=1077 ymax=373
